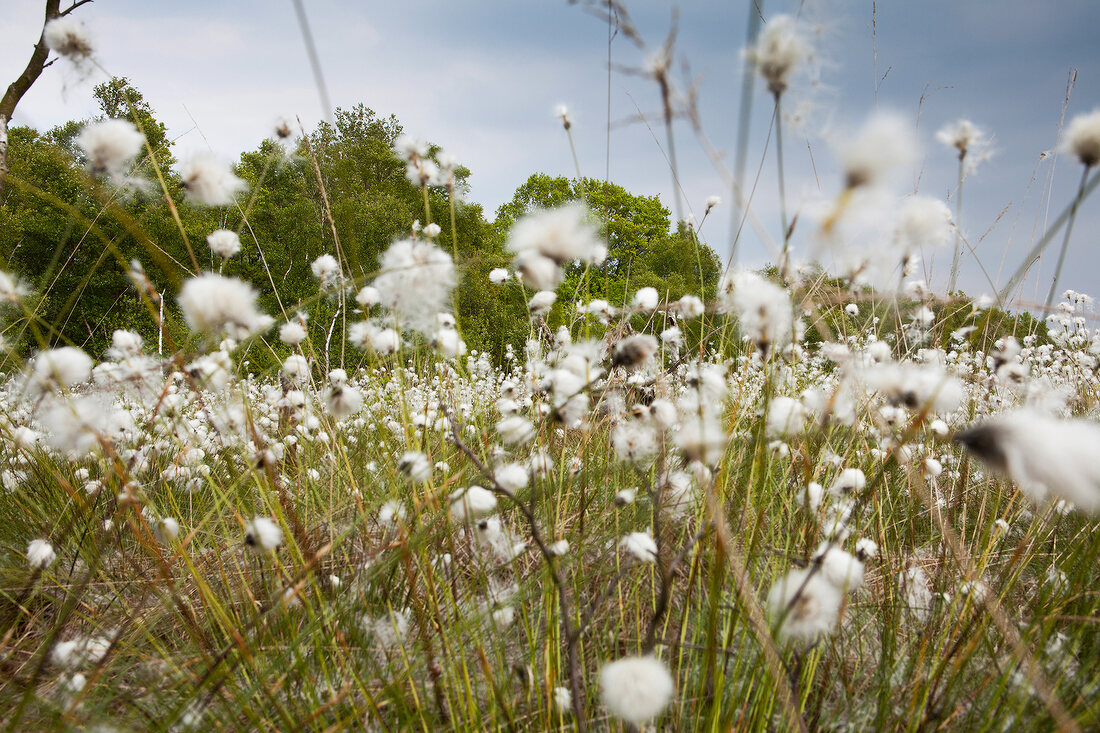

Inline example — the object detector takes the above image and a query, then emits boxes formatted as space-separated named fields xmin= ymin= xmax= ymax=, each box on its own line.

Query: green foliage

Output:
xmin=495 ymin=173 xmax=721 ymax=310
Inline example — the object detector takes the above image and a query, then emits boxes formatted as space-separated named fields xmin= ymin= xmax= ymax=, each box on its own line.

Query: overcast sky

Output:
xmin=3 ymin=0 xmax=1100 ymax=306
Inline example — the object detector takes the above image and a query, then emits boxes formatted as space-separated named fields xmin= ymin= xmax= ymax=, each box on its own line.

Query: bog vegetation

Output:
xmin=1 ymin=2 xmax=1099 ymax=732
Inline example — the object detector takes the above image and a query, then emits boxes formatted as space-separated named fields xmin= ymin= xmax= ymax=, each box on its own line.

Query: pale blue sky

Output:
xmin=2 ymin=0 xmax=1099 ymax=306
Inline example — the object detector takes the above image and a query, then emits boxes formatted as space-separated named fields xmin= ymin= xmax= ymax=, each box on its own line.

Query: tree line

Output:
xmin=0 ymin=78 xmax=721 ymax=370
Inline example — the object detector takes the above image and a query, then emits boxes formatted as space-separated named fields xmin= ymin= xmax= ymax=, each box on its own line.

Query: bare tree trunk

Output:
xmin=0 ymin=0 xmax=66 ymax=200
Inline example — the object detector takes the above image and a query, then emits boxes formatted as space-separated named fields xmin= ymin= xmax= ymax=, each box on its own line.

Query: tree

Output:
xmin=495 ymin=173 xmax=721 ymax=307
xmin=0 ymin=0 xmax=92 ymax=199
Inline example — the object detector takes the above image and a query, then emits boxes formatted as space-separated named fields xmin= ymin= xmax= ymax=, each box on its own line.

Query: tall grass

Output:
xmin=3 ymin=2 xmax=1100 ymax=732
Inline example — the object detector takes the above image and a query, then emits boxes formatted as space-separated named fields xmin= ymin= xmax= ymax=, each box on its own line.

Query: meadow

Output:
xmin=2 ymin=3 xmax=1100 ymax=731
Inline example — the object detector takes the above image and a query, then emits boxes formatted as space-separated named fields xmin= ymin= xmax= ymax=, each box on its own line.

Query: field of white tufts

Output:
xmin=3 ymin=4 xmax=1100 ymax=733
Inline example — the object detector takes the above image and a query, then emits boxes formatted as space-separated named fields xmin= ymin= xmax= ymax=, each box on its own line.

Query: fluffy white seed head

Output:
xmin=27 ymin=538 xmax=56 ymax=569
xmin=243 ymin=517 xmax=283 ymax=552
xmin=179 ymin=153 xmax=246 ymax=206
xmin=746 ymin=14 xmax=808 ymax=95
xmin=599 ymin=656 xmax=675 ymax=726
xmin=767 ymin=567 xmax=843 ymax=644
xmin=1062 ymin=109 xmax=1100 ymax=168
xmin=507 ymin=203 xmax=606 ymax=265
xmin=44 ymin=17 xmax=93 ymax=59
xmin=206 ymin=229 xmax=241 ymax=259
xmin=178 ymin=273 xmax=273 ymax=340
xmin=632 ymin=286 xmax=660 ymax=312
xmin=372 ymin=239 xmax=455 ymax=335
xmin=76 ymin=119 xmax=144 ymax=182
xmin=619 ymin=532 xmax=658 ymax=562
xmin=28 ymin=346 xmax=92 ymax=394
xmin=955 ymin=411 xmax=1100 ymax=512
xmin=449 ymin=485 xmax=498 ymax=522
xmin=840 ymin=112 xmax=918 ymax=189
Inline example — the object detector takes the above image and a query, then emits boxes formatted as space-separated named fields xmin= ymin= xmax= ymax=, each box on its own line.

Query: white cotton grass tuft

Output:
xmin=612 ymin=334 xmax=659 ymax=369
xmin=936 ymin=119 xmax=992 ymax=174
xmin=718 ymin=270 xmax=794 ymax=354
xmin=206 ymin=229 xmax=241 ymax=259
xmin=954 ymin=410 xmax=1100 ymax=513
xmin=179 ymin=152 xmax=246 ymax=206
xmin=766 ymin=567 xmax=843 ymax=643
xmin=1061 ymin=108 xmax=1100 ymax=168
xmin=27 ymin=346 xmax=92 ymax=395
xmin=631 ymin=286 xmax=660 ymax=312
xmin=612 ymin=420 xmax=658 ymax=466
xmin=507 ymin=203 xmax=606 ymax=267
xmin=449 ymin=485 xmax=497 ymax=522
xmin=599 ymin=655 xmax=675 ymax=726
xmin=279 ymin=318 xmax=307 ymax=346
xmin=495 ymin=463 xmax=529 ymax=493
xmin=489 ymin=267 xmax=510 ymax=284
xmin=896 ymin=196 xmax=953 ymax=264
xmin=765 ymin=396 xmax=806 ymax=437
xmin=528 ymin=290 xmax=557 ymax=315
xmin=619 ymin=532 xmax=658 ymax=562
xmin=372 ymin=239 xmax=455 ymax=335
xmin=243 ymin=517 xmax=283 ymax=552
xmin=76 ymin=119 xmax=145 ymax=184
xmin=839 ymin=111 xmax=918 ymax=189
xmin=745 ymin=13 xmax=809 ymax=96
xmin=355 ymin=285 xmax=380 ymax=308
xmin=27 ymin=538 xmax=56 ymax=569
xmin=496 ymin=415 xmax=536 ymax=445
xmin=44 ymin=16 xmax=93 ymax=60
xmin=675 ymin=294 xmax=705 ymax=319
xmin=178 ymin=273 xmax=273 ymax=339
xmin=398 ymin=451 xmax=432 ymax=482
xmin=311 ymin=254 xmax=342 ymax=286
xmin=324 ymin=370 xmax=362 ymax=420
xmin=348 ymin=321 xmax=401 ymax=354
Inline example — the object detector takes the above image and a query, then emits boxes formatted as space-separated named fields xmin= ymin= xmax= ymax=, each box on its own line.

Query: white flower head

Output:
xmin=449 ymin=485 xmax=497 ymax=522
xmin=599 ymin=655 xmax=675 ymax=726
xmin=279 ymin=319 xmax=307 ymax=346
xmin=206 ymin=229 xmax=241 ymax=259
xmin=178 ymin=273 xmax=273 ymax=339
xmin=495 ymin=463 xmax=529 ymax=493
xmin=489 ymin=267 xmax=510 ymax=284
xmin=244 ymin=517 xmax=283 ymax=552
xmin=44 ymin=17 xmax=93 ymax=60
xmin=936 ymin=119 xmax=992 ymax=173
xmin=398 ymin=451 xmax=432 ymax=482
xmin=718 ymin=270 xmax=794 ymax=354
xmin=372 ymin=239 xmax=455 ymax=335
xmin=1062 ymin=108 xmax=1100 ymax=168
xmin=767 ymin=567 xmax=843 ymax=643
xmin=675 ymin=294 xmax=705 ymax=319
xmin=179 ymin=153 xmax=246 ymax=206
xmin=955 ymin=410 xmax=1100 ymax=513
xmin=76 ymin=119 xmax=144 ymax=183
xmin=745 ymin=13 xmax=809 ymax=96
xmin=28 ymin=346 xmax=92 ymax=395
xmin=27 ymin=538 xmax=56 ymax=569
xmin=528 ymin=290 xmax=557 ymax=316
xmin=355 ymin=285 xmax=380 ymax=308
xmin=311 ymin=254 xmax=341 ymax=286
xmin=507 ymin=203 xmax=605 ymax=266
xmin=632 ymin=286 xmax=660 ymax=312
xmin=619 ymin=532 xmax=658 ymax=562
xmin=840 ymin=111 xmax=918 ymax=189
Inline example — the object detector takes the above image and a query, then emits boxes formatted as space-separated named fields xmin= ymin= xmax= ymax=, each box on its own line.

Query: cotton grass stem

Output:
xmin=997 ymin=168 xmax=1100 ymax=306
xmin=948 ymin=153 xmax=965 ymax=293
xmin=1044 ymin=165 xmax=1090 ymax=310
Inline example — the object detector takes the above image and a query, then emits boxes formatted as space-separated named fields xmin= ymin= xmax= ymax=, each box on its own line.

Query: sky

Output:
xmin=3 ymin=0 xmax=1100 ymax=308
